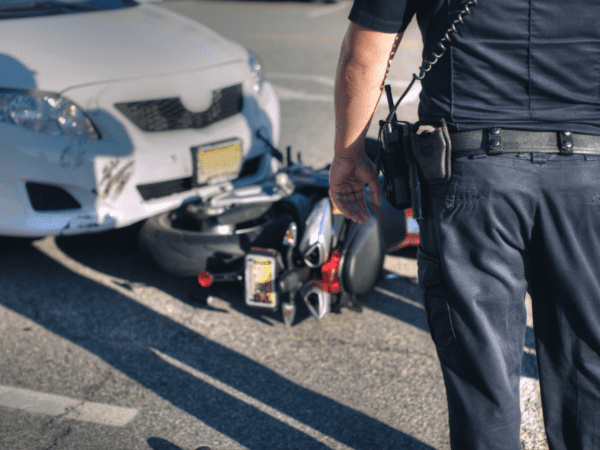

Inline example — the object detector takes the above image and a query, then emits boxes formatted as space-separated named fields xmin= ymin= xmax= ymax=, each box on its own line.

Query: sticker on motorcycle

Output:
xmin=245 ymin=251 xmax=278 ymax=310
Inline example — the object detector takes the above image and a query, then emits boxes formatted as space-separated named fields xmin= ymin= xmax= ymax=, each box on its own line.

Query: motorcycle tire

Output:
xmin=138 ymin=210 xmax=275 ymax=278
xmin=138 ymin=204 xmax=303 ymax=278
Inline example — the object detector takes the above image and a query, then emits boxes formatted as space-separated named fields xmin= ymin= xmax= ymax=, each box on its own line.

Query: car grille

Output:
xmin=115 ymin=84 xmax=243 ymax=132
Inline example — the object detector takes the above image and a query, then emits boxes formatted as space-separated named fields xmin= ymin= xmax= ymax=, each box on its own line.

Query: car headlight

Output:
xmin=0 ymin=90 xmax=100 ymax=140
xmin=248 ymin=51 xmax=266 ymax=94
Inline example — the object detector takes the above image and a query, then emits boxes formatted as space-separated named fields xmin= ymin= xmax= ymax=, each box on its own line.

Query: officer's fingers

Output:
xmin=346 ymin=203 xmax=366 ymax=224
xmin=329 ymin=194 xmax=352 ymax=220
xmin=367 ymin=178 xmax=382 ymax=206
xmin=347 ymin=189 xmax=370 ymax=222
xmin=355 ymin=160 xmax=381 ymax=207
xmin=330 ymin=197 xmax=343 ymax=216
xmin=356 ymin=197 xmax=370 ymax=221
xmin=329 ymin=191 xmax=358 ymax=222
xmin=330 ymin=190 xmax=367 ymax=224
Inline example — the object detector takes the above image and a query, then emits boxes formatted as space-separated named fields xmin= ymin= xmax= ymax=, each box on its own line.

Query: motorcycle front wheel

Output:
xmin=138 ymin=207 xmax=278 ymax=278
xmin=139 ymin=203 xmax=301 ymax=278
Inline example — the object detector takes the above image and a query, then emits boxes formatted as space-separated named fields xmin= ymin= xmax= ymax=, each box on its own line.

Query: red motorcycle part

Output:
xmin=397 ymin=209 xmax=420 ymax=249
xmin=197 ymin=272 xmax=213 ymax=287
xmin=320 ymin=249 xmax=341 ymax=294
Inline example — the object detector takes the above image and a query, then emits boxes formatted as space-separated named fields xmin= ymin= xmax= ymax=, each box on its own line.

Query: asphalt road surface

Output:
xmin=0 ymin=1 xmax=546 ymax=449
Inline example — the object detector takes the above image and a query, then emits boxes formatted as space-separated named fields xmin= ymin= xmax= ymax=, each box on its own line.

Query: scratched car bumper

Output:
xmin=0 ymin=69 xmax=280 ymax=238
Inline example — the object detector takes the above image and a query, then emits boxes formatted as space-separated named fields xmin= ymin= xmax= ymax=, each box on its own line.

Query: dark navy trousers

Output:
xmin=417 ymin=152 xmax=600 ymax=449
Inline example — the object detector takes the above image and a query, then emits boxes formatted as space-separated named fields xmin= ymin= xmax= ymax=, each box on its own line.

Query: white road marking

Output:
xmin=268 ymin=72 xmax=336 ymax=87
xmin=268 ymin=73 xmax=421 ymax=90
xmin=0 ymin=385 xmax=138 ymax=427
xmin=273 ymin=85 xmax=334 ymax=102
xmin=248 ymin=32 xmax=419 ymax=48
xmin=523 ymin=346 xmax=536 ymax=355
xmin=151 ymin=348 xmax=355 ymax=450
xmin=307 ymin=1 xmax=351 ymax=18
xmin=248 ymin=33 xmax=343 ymax=43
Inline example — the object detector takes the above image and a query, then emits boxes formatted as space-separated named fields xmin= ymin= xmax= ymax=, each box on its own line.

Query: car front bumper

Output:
xmin=0 ymin=65 xmax=280 ymax=238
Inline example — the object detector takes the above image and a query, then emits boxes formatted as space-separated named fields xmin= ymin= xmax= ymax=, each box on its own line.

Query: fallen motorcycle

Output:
xmin=138 ymin=147 xmax=419 ymax=326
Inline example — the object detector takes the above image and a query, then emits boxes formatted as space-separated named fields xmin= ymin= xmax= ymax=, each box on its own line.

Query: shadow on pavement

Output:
xmin=54 ymin=225 xmax=314 ymax=328
xmin=147 ymin=438 xmax=186 ymax=450
xmin=0 ymin=237 xmax=436 ymax=450
xmin=54 ymin=223 xmax=539 ymax=380
xmin=370 ymin=270 xmax=539 ymax=379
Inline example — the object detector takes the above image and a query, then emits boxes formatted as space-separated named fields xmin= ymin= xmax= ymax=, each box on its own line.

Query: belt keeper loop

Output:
xmin=558 ymin=131 xmax=574 ymax=155
xmin=487 ymin=127 xmax=502 ymax=155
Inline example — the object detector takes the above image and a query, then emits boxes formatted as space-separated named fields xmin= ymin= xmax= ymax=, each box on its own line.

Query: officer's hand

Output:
xmin=329 ymin=152 xmax=381 ymax=224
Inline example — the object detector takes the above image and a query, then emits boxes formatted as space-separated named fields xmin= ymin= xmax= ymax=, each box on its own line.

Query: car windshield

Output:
xmin=0 ymin=0 xmax=135 ymax=18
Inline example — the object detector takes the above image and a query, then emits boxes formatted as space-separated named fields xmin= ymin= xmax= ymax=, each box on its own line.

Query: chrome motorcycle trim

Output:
xmin=282 ymin=221 xmax=298 ymax=246
xmin=298 ymin=197 xmax=333 ymax=268
xmin=275 ymin=172 xmax=295 ymax=195
xmin=300 ymin=279 xmax=331 ymax=320
xmin=282 ymin=301 xmax=296 ymax=327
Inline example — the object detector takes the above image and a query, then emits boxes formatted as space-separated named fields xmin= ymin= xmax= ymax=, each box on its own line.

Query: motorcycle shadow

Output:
xmin=53 ymin=224 xmax=423 ymax=329
xmin=54 ymin=225 xmax=317 ymax=326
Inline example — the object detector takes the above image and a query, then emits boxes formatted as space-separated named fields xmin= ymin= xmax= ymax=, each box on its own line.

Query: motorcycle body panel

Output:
xmin=139 ymin=160 xmax=417 ymax=325
xmin=298 ymin=197 xmax=333 ymax=268
xmin=339 ymin=214 xmax=386 ymax=295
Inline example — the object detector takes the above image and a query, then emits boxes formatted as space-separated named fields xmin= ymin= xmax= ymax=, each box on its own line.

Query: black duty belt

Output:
xmin=449 ymin=128 xmax=600 ymax=158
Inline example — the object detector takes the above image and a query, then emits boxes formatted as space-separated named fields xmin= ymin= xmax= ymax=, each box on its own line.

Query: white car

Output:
xmin=0 ymin=0 xmax=280 ymax=237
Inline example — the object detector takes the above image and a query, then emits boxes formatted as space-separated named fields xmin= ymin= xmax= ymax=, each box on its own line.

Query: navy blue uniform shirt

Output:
xmin=349 ymin=0 xmax=600 ymax=135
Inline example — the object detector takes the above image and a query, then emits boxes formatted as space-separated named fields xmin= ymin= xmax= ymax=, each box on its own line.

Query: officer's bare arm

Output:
xmin=334 ymin=23 xmax=403 ymax=161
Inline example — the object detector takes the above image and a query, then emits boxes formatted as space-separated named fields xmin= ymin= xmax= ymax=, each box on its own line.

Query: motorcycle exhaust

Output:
xmin=298 ymin=198 xmax=333 ymax=268
xmin=300 ymin=279 xmax=331 ymax=320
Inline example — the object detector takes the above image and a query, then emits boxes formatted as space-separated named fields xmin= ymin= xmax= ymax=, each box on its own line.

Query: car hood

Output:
xmin=0 ymin=4 xmax=249 ymax=93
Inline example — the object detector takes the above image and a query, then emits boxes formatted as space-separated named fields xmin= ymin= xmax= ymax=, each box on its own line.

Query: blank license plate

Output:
xmin=193 ymin=139 xmax=242 ymax=185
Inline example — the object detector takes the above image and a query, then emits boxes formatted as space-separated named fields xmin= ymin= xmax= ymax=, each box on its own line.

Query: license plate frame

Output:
xmin=192 ymin=138 xmax=243 ymax=186
xmin=245 ymin=250 xmax=278 ymax=310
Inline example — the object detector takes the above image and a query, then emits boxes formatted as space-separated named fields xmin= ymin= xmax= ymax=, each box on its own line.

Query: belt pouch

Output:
xmin=409 ymin=118 xmax=452 ymax=184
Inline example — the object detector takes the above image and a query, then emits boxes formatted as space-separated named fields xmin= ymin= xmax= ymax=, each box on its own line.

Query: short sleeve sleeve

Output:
xmin=348 ymin=0 xmax=417 ymax=34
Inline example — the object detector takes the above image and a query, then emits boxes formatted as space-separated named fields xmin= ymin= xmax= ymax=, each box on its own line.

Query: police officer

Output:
xmin=329 ymin=0 xmax=600 ymax=449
